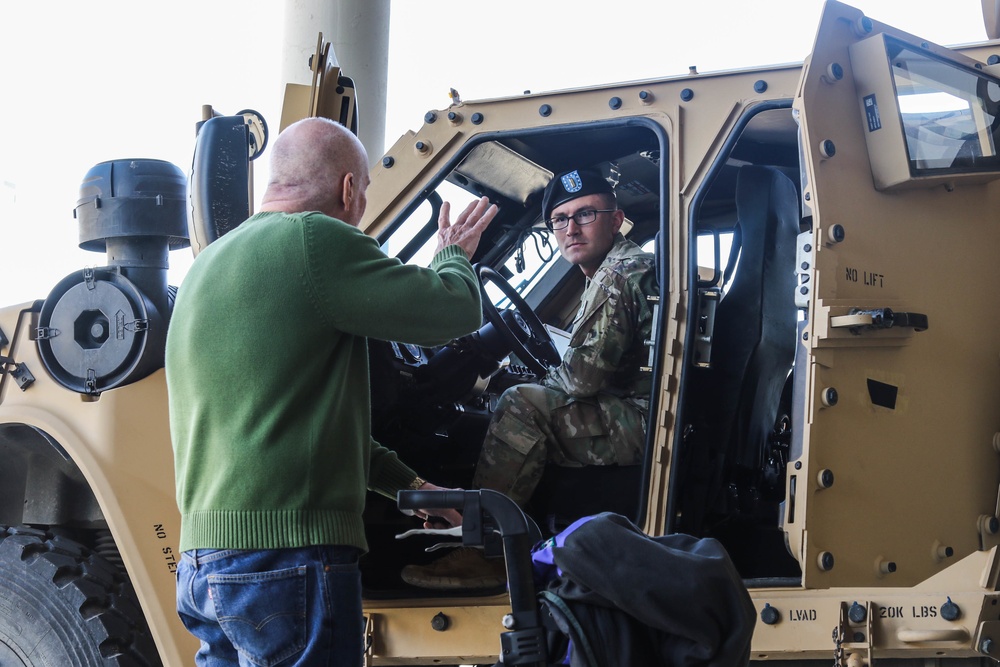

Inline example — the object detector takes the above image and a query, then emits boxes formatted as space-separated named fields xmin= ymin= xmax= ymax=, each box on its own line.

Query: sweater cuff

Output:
xmin=431 ymin=244 xmax=470 ymax=266
xmin=370 ymin=457 xmax=420 ymax=500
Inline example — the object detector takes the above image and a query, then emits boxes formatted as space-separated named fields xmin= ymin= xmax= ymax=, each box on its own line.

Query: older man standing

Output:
xmin=167 ymin=117 xmax=496 ymax=665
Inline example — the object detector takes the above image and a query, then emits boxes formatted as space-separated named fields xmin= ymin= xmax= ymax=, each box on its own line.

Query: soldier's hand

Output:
xmin=436 ymin=196 xmax=498 ymax=259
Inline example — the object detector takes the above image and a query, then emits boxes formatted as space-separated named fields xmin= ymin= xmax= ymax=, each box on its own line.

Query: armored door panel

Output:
xmin=791 ymin=0 xmax=1000 ymax=589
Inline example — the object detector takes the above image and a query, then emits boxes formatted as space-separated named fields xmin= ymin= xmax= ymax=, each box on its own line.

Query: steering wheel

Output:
xmin=477 ymin=265 xmax=562 ymax=376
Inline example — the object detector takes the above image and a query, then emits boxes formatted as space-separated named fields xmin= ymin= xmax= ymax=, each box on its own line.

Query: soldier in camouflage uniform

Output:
xmin=402 ymin=167 xmax=658 ymax=589
xmin=474 ymin=233 xmax=656 ymax=506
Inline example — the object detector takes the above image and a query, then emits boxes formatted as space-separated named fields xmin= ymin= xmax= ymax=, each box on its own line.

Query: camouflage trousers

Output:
xmin=473 ymin=383 xmax=646 ymax=507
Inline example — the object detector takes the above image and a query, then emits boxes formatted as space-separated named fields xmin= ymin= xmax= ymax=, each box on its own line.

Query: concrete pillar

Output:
xmin=985 ymin=0 xmax=1000 ymax=40
xmin=282 ymin=0 xmax=390 ymax=159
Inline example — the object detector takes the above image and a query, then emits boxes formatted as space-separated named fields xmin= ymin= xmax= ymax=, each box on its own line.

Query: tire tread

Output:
xmin=0 ymin=525 xmax=162 ymax=666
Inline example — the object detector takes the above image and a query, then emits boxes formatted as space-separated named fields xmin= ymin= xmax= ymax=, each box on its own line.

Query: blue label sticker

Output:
xmin=561 ymin=170 xmax=583 ymax=193
xmin=864 ymin=94 xmax=881 ymax=132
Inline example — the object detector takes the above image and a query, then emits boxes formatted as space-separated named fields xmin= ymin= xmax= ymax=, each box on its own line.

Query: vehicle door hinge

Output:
xmin=795 ymin=231 xmax=814 ymax=309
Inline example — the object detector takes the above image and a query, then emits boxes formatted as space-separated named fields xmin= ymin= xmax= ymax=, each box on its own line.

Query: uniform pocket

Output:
xmin=209 ymin=565 xmax=307 ymax=667
xmin=491 ymin=409 xmax=544 ymax=457
xmin=569 ymin=291 xmax=610 ymax=348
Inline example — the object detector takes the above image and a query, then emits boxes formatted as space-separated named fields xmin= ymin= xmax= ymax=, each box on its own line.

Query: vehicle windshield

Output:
xmin=378 ymin=126 xmax=664 ymax=319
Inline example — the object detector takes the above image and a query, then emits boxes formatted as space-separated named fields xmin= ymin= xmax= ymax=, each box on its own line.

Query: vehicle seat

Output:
xmin=684 ymin=165 xmax=800 ymax=524
xmin=530 ymin=464 xmax=643 ymax=535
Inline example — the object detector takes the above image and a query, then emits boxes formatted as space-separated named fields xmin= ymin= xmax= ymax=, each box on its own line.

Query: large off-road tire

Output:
xmin=0 ymin=525 xmax=162 ymax=666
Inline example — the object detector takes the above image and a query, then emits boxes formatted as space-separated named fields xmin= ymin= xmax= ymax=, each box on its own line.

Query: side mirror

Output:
xmin=187 ymin=110 xmax=268 ymax=256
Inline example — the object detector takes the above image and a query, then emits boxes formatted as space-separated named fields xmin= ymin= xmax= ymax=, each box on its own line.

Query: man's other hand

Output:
xmin=413 ymin=480 xmax=464 ymax=529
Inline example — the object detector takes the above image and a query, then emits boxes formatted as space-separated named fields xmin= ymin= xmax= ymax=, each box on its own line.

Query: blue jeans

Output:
xmin=176 ymin=546 xmax=363 ymax=667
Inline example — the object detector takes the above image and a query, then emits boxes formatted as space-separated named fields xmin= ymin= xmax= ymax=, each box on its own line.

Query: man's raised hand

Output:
xmin=436 ymin=196 xmax=498 ymax=258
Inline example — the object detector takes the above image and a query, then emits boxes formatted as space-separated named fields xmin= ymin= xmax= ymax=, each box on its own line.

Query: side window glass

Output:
xmin=381 ymin=181 xmax=479 ymax=266
xmin=695 ymin=230 xmax=736 ymax=289
xmin=488 ymin=227 xmax=559 ymax=309
xmin=378 ymin=180 xmax=562 ymax=312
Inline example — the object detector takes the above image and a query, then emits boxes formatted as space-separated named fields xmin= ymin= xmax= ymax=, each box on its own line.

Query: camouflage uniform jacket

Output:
xmin=542 ymin=233 xmax=657 ymax=412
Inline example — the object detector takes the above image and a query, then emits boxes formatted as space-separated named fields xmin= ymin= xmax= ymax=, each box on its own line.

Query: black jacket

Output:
xmin=537 ymin=513 xmax=756 ymax=667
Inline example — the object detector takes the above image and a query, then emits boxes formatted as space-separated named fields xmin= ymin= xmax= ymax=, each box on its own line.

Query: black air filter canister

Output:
xmin=37 ymin=159 xmax=188 ymax=394
xmin=37 ymin=268 xmax=159 ymax=394
xmin=75 ymin=159 xmax=189 ymax=298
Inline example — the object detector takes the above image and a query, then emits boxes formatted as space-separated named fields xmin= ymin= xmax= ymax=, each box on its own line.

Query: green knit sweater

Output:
xmin=166 ymin=211 xmax=482 ymax=553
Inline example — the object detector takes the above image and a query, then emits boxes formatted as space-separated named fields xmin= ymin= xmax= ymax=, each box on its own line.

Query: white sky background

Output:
xmin=0 ymin=0 xmax=988 ymax=306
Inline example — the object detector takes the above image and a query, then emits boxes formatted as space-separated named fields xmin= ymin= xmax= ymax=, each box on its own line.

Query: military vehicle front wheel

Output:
xmin=0 ymin=525 xmax=162 ymax=666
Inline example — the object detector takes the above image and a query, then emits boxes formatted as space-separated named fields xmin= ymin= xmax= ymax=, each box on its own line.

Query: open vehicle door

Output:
xmin=740 ymin=1 xmax=1000 ymax=662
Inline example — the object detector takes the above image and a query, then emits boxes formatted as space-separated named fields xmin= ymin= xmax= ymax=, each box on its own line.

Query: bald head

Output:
xmin=259 ymin=118 xmax=370 ymax=226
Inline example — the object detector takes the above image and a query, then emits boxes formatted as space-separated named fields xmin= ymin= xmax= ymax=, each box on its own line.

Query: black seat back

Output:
xmin=713 ymin=166 xmax=799 ymax=468
xmin=681 ymin=165 xmax=800 ymax=528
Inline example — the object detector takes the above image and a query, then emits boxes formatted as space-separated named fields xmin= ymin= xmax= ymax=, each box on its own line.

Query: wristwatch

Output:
xmin=408 ymin=476 xmax=426 ymax=491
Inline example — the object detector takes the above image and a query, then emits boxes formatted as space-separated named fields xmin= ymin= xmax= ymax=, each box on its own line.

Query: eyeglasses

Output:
xmin=545 ymin=208 xmax=617 ymax=231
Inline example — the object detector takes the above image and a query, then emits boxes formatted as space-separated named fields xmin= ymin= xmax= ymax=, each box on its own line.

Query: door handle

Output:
xmin=830 ymin=307 xmax=928 ymax=334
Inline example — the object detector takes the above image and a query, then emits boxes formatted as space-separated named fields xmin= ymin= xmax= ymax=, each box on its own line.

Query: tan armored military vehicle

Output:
xmin=4 ymin=1 xmax=1000 ymax=664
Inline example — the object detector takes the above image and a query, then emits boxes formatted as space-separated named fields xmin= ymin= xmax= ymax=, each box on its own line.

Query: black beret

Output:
xmin=541 ymin=168 xmax=615 ymax=222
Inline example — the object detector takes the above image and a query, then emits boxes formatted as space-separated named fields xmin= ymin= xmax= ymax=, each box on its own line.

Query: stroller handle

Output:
xmin=396 ymin=488 xmax=546 ymax=666
xmin=396 ymin=489 xmax=467 ymax=511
